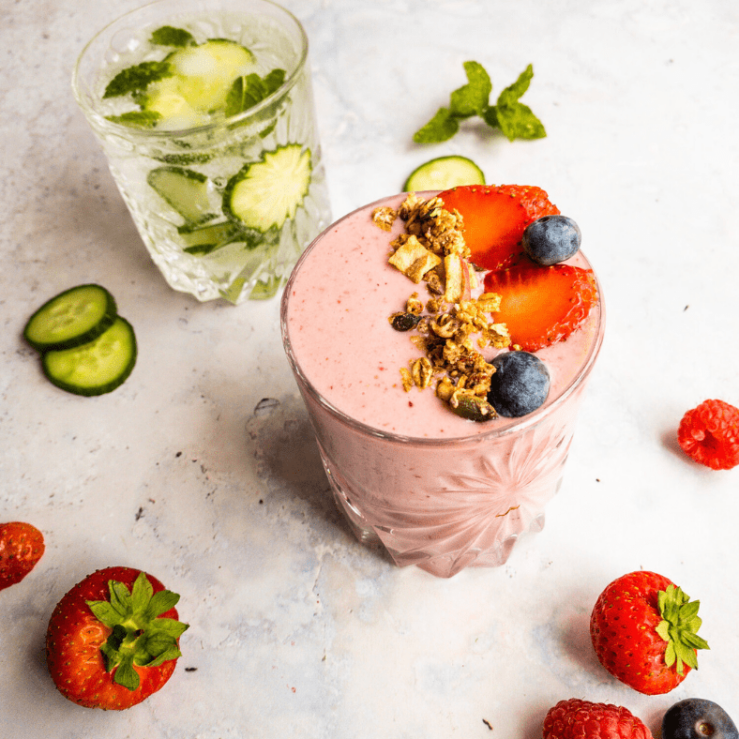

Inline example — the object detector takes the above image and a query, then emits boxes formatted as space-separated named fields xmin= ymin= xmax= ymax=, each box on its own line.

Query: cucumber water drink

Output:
xmin=72 ymin=0 xmax=331 ymax=303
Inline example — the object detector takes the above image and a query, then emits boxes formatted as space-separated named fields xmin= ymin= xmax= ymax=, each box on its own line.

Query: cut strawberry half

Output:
xmin=439 ymin=184 xmax=560 ymax=271
xmin=484 ymin=262 xmax=598 ymax=351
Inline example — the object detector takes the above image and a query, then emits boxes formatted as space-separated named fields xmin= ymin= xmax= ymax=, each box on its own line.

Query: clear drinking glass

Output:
xmin=281 ymin=195 xmax=605 ymax=578
xmin=72 ymin=0 xmax=331 ymax=304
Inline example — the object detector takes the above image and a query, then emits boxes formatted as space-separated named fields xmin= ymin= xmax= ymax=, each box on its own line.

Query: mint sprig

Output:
xmin=413 ymin=62 xmax=546 ymax=144
xmin=654 ymin=584 xmax=710 ymax=674
xmin=86 ymin=572 xmax=189 ymax=691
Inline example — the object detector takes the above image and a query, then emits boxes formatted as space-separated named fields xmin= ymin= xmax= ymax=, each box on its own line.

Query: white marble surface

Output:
xmin=2 ymin=0 xmax=739 ymax=736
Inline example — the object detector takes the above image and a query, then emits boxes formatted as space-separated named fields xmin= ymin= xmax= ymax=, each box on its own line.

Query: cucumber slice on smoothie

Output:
xmin=223 ymin=144 xmax=312 ymax=232
xmin=42 ymin=317 xmax=137 ymax=397
xmin=139 ymin=39 xmax=257 ymax=126
xmin=404 ymin=155 xmax=485 ymax=191
xmin=23 ymin=284 xmax=117 ymax=352
xmin=147 ymin=166 xmax=214 ymax=225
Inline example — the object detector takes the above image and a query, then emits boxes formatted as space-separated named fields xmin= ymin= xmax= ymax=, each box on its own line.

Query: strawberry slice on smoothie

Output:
xmin=438 ymin=184 xmax=560 ymax=270
xmin=484 ymin=262 xmax=598 ymax=352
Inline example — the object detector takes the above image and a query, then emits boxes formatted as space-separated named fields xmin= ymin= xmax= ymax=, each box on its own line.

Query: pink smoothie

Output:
xmin=281 ymin=192 xmax=604 ymax=577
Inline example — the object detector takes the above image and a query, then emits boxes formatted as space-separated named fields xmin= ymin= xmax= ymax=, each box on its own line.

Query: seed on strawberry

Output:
xmin=590 ymin=571 xmax=709 ymax=695
xmin=543 ymin=698 xmax=653 ymax=739
xmin=678 ymin=399 xmax=739 ymax=470
xmin=483 ymin=262 xmax=598 ymax=351
xmin=0 ymin=522 xmax=45 ymax=591
xmin=438 ymin=184 xmax=560 ymax=271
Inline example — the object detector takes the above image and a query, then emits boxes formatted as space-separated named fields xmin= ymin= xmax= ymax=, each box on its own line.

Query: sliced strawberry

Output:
xmin=484 ymin=261 xmax=598 ymax=351
xmin=439 ymin=184 xmax=560 ymax=270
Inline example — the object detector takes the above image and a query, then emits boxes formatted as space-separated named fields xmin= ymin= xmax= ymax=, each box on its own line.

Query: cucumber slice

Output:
xmin=177 ymin=220 xmax=242 ymax=255
xmin=404 ymin=155 xmax=485 ymax=191
xmin=148 ymin=166 xmax=214 ymax=225
xmin=41 ymin=317 xmax=137 ymax=397
xmin=140 ymin=39 xmax=257 ymax=127
xmin=23 ymin=284 xmax=117 ymax=352
xmin=223 ymin=144 xmax=312 ymax=232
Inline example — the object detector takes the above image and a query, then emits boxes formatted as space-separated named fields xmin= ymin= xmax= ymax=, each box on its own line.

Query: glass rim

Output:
xmin=280 ymin=192 xmax=606 ymax=446
xmin=71 ymin=0 xmax=309 ymax=139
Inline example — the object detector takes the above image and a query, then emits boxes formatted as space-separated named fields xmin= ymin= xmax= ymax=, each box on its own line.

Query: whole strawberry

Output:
xmin=0 ymin=522 xmax=45 ymax=591
xmin=543 ymin=698 xmax=653 ymax=739
xmin=46 ymin=566 xmax=188 ymax=710
xmin=590 ymin=571 xmax=709 ymax=695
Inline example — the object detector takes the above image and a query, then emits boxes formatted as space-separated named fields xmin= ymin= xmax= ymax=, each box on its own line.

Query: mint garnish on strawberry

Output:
xmin=656 ymin=584 xmax=710 ymax=674
xmin=413 ymin=62 xmax=546 ymax=144
xmin=86 ymin=572 xmax=189 ymax=691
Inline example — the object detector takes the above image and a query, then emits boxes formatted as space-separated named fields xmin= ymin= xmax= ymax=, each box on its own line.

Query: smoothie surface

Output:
xmin=284 ymin=193 xmax=601 ymax=439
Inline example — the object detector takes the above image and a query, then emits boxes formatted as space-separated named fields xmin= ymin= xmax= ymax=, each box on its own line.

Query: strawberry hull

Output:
xmin=281 ymin=193 xmax=604 ymax=577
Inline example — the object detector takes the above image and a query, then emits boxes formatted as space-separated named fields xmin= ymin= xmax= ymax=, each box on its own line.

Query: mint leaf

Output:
xmin=449 ymin=61 xmax=492 ymax=118
xmin=491 ymin=64 xmax=546 ymax=141
xmin=103 ymin=61 xmax=171 ymax=99
xmin=225 ymin=69 xmax=286 ymax=117
xmin=150 ymin=25 xmax=196 ymax=47
xmin=413 ymin=107 xmax=460 ymax=144
xmin=105 ymin=110 xmax=162 ymax=129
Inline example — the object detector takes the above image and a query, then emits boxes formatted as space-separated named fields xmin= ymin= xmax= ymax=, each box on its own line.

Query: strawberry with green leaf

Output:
xmin=46 ymin=567 xmax=188 ymax=710
xmin=590 ymin=570 xmax=709 ymax=695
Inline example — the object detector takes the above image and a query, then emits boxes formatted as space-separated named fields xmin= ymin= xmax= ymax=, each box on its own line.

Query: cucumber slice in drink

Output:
xmin=178 ymin=220 xmax=242 ymax=255
xmin=403 ymin=155 xmax=485 ymax=191
xmin=148 ymin=166 xmax=214 ymax=225
xmin=223 ymin=144 xmax=312 ymax=232
xmin=140 ymin=39 xmax=257 ymax=126
xmin=23 ymin=284 xmax=117 ymax=352
xmin=41 ymin=317 xmax=137 ymax=397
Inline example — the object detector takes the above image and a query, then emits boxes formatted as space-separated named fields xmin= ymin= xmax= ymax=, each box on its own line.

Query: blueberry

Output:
xmin=487 ymin=351 xmax=550 ymax=418
xmin=522 ymin=215 xmax=581 ymax=266
xmin=662 ymin=698 xmax=739 ymax=739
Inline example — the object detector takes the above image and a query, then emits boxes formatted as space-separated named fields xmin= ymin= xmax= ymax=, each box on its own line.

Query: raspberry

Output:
xmin=543 ymin=699 xmax=653 ymax=739
xmin=677 ymin=399 xmax=739 ymax=470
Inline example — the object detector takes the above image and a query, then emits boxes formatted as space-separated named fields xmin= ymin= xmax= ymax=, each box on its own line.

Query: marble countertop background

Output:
xmin=2 ymin=0 xmax=739 ymax=737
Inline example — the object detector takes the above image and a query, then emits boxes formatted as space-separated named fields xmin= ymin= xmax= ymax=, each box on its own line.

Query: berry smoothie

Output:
xmin=281 ymin=192 xmax=604 ymax=577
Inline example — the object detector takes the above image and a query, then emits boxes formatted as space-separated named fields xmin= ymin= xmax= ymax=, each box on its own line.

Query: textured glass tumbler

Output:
xmin=281 ymin=201 xmax=604 ymax=578
xmin=72 ymin=0 xmax=331 ymax=304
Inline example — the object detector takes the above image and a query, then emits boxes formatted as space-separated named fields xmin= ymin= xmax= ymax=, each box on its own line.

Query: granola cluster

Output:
xmin=372 ymin=194 xmax=511 ymax=422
